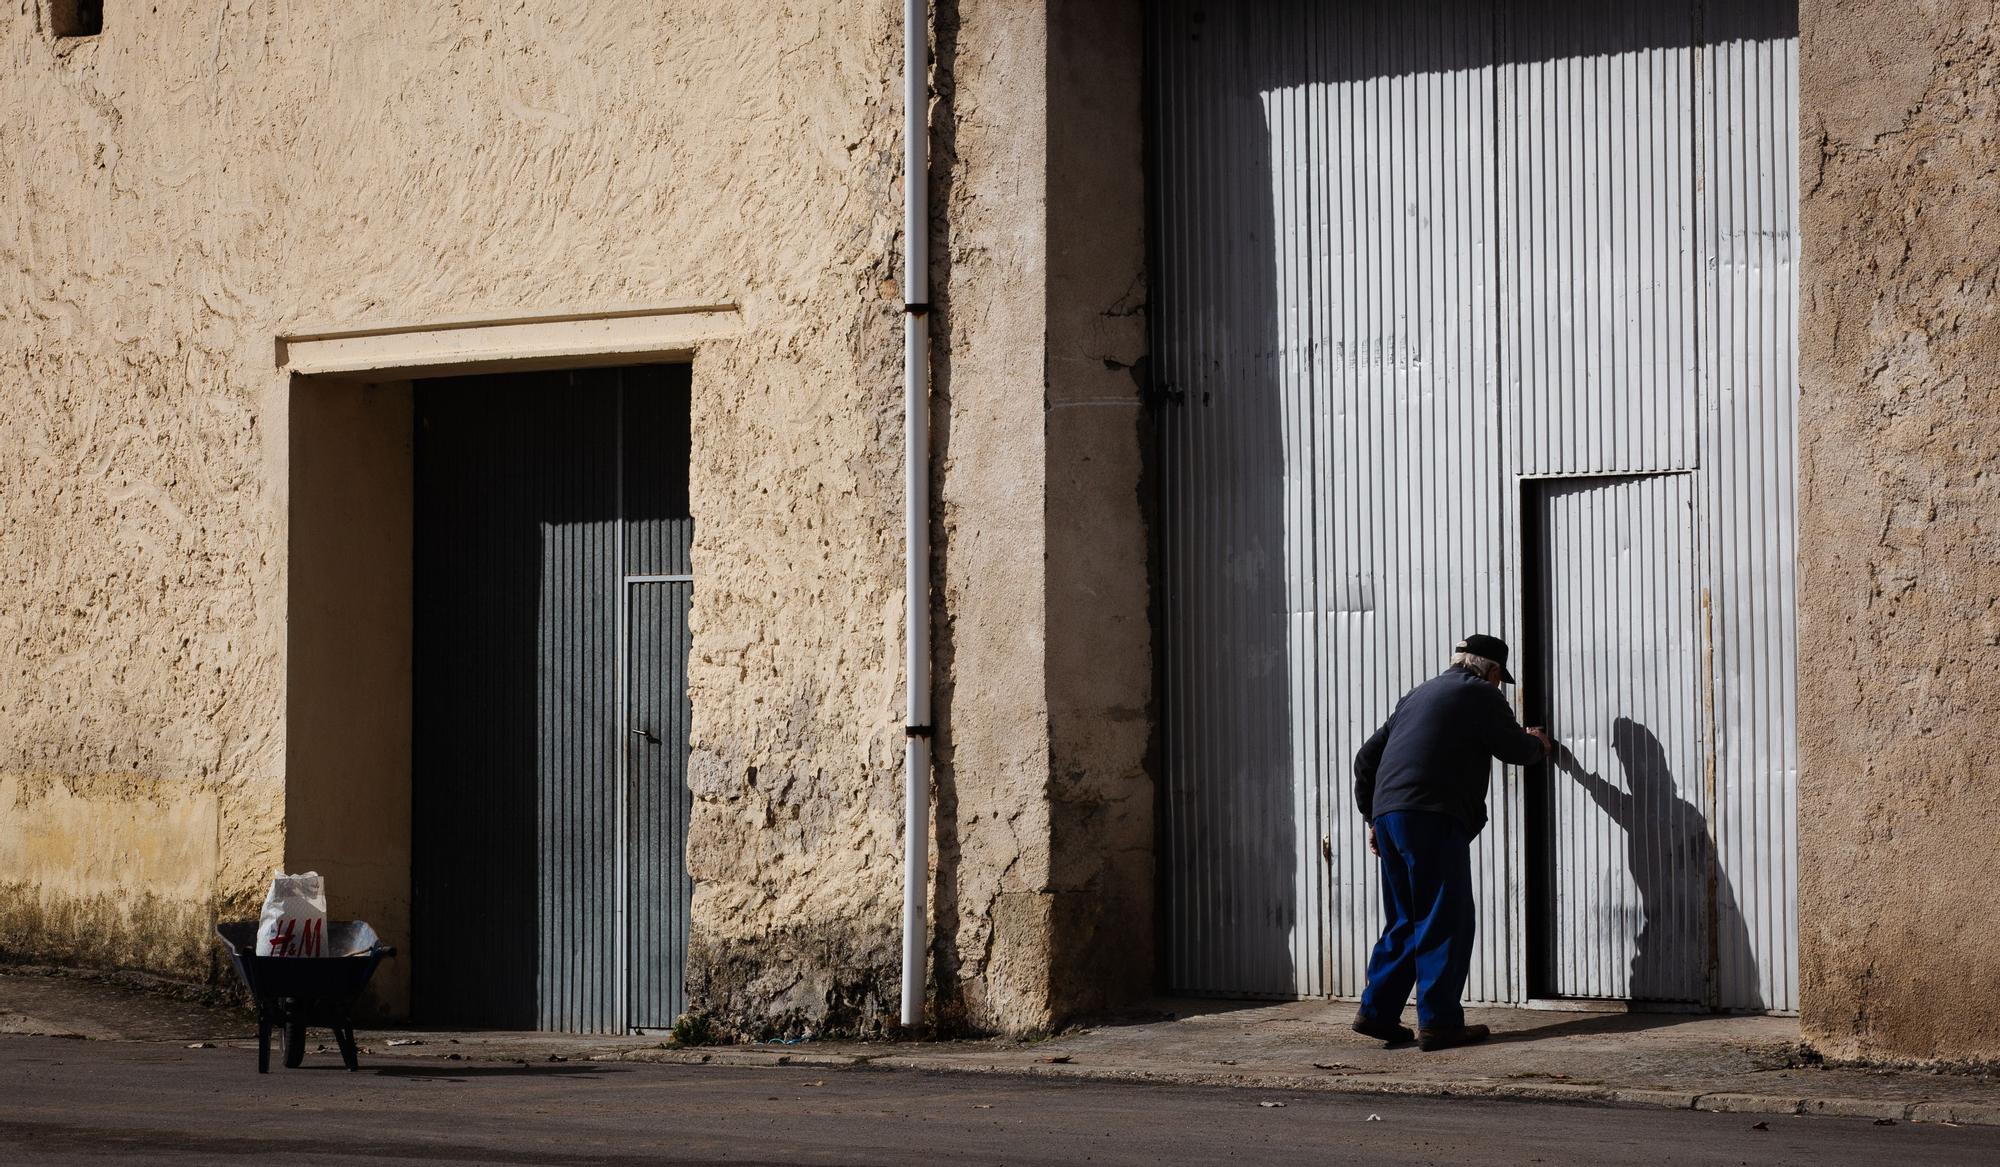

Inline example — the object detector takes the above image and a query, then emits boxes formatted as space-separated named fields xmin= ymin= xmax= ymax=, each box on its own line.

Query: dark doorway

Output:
xmin=411 ymin=364 xmax=693 ymax=1032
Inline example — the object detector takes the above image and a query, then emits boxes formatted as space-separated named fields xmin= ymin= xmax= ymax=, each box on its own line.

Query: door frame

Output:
xmin=1518 ymin=471 xmax=1717 ymax=1011
xmin=282 ymin=305 xmax=728 ymax=1026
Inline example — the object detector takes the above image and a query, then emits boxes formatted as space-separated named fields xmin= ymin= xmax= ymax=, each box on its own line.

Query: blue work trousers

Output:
xmin=1358 ymin=810 xmax=1476 ymax=1030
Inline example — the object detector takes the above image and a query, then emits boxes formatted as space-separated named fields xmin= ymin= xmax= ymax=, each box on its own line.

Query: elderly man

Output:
xmin=1350 ymin=634 xmax=1551 ymax=1051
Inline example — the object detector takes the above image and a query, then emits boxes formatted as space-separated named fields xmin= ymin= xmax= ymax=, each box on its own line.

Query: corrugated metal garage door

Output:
xmin=1151 ymin=0 xmax=1797 ymax=1011
xmin=414 ymin=365 xmax=693 ymax=1032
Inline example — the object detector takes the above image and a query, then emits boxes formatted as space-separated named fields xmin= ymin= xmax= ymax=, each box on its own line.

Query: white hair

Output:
xmin=1452 ymin=652 xmax=1503 ymax=679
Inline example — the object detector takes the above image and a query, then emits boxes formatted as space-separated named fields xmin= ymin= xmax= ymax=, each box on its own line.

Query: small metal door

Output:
xmin=624 ymin=579 xmax=692 ymax=1028
xmin=1531 ymin=473 xmax=1709 ymax=1002
xmin=619 ymin=370 xmax=694 ymax=1029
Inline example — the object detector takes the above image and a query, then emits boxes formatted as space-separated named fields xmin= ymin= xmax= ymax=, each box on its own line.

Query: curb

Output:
xmin=850 ymin=1054 xmax=2000 ymax=1128
xmin=208 ymin=1037 xmax=2000 ymax=1128
xmin=607 ymin=1048 xmax=874 ymax=1070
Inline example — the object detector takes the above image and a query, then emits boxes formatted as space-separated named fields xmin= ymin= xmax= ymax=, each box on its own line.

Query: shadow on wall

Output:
xmin=1550 ymin=719 xmax=1761 ymax=1008
xmin=924 ymin=0 xmax=977 ymax=1028
xmin=1151 ymin=0 xmax=1298 ymax=997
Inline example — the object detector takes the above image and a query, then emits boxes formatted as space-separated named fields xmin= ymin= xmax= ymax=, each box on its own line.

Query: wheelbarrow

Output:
xmin=215 ymin=921 xmax=396 ymax=1073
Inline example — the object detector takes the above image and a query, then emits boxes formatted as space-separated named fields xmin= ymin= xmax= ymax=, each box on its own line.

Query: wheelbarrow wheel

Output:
xmin=282 ymin=1012 xmax=307 ymax=1069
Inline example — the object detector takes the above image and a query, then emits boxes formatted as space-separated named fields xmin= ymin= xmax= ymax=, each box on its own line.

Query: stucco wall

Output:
xmin=0 ymin=2 xmax=915 ymax=1019
xmin=2 ymin=0 xmax=1155 ymax=1038
xmin=926 ymin=0 xmax=1059 ymax=1032
xmin=1797 ymin=0 xmax=2000 ymax=1061
xmin=923 ymin=0 xmax=1152 ymax=1033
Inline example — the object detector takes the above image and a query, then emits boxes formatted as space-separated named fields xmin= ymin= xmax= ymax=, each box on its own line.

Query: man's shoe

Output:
xmin=1417 ymin=1023 xmax=1490 ymax=1051
xmin=1351 ymin=1012 xmax=1415 ymax=1044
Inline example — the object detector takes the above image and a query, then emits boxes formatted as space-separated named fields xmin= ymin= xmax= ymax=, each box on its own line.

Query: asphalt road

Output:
xmin=3 ymin=1035 xmax=1997 ymax=1166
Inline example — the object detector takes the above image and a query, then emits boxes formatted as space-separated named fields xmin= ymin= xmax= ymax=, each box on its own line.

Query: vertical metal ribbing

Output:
xmin=625 ymin=578 xmax=692 ymax=1028
xmin=1152 ymin=0 xmax=1797 ymax=1012
xmin=414 ymin=377 xmax=546 ymax=1029
xmin=614 ymin=374 xmax=629 ymax=1033
xmin=534 ymin=375 xmax=623 ymax=1033
xmin=1539 ymin=474 xmax=1704 ymax=1003
xmin=621 ymin=365 xmax=695 ymax=1030
xmin=1698 ymin=7 xmax=1799 ymax=1013
xmin=1155 ymin=0 xmax=1509 ymax=1002
xmin=1508 ymin=0 xmax=1699 ymax=479
xmin=411 ymin=368 xmax=692 ymax=1035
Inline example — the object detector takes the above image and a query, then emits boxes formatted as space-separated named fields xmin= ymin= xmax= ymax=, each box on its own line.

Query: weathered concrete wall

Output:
xmin=0 ymin=773 xmax=220 ymax=976
xmin=0 ymin=2 xmax=913 ymax=1021
xmin=1043 ymin=0 xmax=1153 ymax=1019
xmin=927 ymin=0 xmax=1152 ymax=1032
xmin=928 ymin=0 xmax=1059 ymax=1033
xmin=1798 ymin=0 xmax=2000 ymax=1061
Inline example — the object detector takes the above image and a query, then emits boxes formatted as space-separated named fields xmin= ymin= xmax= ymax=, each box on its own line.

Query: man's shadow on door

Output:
xmin=1543 ymin=717 xmax=1763 ymax=1011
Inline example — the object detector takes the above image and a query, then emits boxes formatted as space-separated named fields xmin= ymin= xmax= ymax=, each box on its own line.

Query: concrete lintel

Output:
xmin=278 ymin=303 xmax=741 ymax=379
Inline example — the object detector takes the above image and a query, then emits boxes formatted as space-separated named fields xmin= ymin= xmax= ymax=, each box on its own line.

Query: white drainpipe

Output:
xmin=900 ymin=0 xmax=933 ymax=1030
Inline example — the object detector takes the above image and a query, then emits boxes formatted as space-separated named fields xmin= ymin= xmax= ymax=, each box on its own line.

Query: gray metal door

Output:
xmin=414 ymin=364 xmax=692 ymax=1033
xmin=1533 ymin=474 xmax=1706 ymax=1002
xmin=1150 ymin=0 xmax=1799 ymax=1010
xmin=625 ymin=580 xmax=692 ymax=1028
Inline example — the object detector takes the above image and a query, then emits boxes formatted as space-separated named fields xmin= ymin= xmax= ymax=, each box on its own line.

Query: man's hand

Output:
xmin=1367 ymin=824 xmax=1379 ymax=857
xmin=1527 ymin=727 xmax=1553 ymax=755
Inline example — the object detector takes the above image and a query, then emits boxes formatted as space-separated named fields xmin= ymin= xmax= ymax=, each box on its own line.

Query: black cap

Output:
xmin=1456 ymin=634 xmax=1516 ymax=684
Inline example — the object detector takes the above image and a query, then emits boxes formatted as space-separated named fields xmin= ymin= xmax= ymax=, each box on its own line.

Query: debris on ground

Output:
xmin=1259 ymin=1101 xmax=1286 ymax=1108
xmin=185 ymin=1042 xmax=213 ymax=1049
xmin=1751 ymin=1121 xmax=1770 ymax=1131
xmin=386 ymin=1038 xmax=423 ymax=1047
xmin=1040 ymin=1055 xmax=1072 ymax=1064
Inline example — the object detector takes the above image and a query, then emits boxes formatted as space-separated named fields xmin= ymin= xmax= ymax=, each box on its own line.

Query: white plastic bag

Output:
xmin=255 ymin=871 xmax=328 ymax=957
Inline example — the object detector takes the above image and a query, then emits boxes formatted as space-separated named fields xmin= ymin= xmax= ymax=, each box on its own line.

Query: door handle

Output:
xmin=631 ymin=728 xmax=659 ymax=744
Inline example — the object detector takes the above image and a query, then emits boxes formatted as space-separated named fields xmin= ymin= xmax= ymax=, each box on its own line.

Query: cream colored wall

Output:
xmin=920 ymin=0 xmax=1153 ymax=1033
xmin=2 ymin=0 xmax=1158 ymax=1038
xmin=0 ymin=2 xmax=914 ymax=1015
xmin=1798 ymin=0 xmax=2000 ymax=1061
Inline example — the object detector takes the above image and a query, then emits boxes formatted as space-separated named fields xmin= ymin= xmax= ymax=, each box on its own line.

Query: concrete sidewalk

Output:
xmin=6 ymin=968 xmax=1997 ymax=1126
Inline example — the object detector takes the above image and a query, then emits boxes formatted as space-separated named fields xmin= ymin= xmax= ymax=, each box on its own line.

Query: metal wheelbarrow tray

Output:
xmin=215 ymin=921 xmax=396 ymax=1073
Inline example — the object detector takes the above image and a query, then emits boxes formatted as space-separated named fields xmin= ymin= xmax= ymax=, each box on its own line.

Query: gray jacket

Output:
xmin=1353 ymin=665 xmax=1544 ymax=836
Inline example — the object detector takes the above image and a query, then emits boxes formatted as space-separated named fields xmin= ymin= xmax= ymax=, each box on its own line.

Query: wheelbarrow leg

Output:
xmin=256 ymin=1011 xmax=272 ymax=1074
xmin=333 ymin=1015 xmax=359 ymax=1072
xmin=282 ymin=1000 xmax=307 ymax=1069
